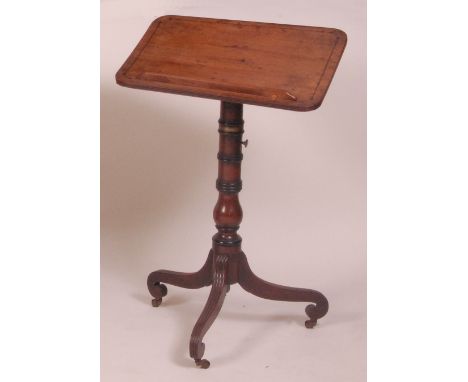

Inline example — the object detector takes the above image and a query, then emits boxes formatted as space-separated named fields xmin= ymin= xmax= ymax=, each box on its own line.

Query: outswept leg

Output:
xmin=189 ymin=254 xmax=229 ymax=369
xmin=147 ymin=250 xmax=213 ymax=307
xmin=237 ymin=252 xmax=329 ymax=328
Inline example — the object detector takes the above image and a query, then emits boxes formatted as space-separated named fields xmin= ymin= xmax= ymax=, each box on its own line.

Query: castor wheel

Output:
xmin=150 ymin=282 xmax=168 ymax=306
xmin=195 ymin=359 xmax=210 ymax=369
xmin=150 ymin=283 xmax=167 ymax=307
xmin=305 ymin=319 xmax=317 ymax=329
xmin=152 ymin=298 xmax=162 ymax=307
xmin=305 ymin=304 xmax=323 ymax=329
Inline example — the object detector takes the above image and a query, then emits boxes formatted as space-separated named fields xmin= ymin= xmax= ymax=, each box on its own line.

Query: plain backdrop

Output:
xmin=101 ymin=1 xmax=366 ymax=381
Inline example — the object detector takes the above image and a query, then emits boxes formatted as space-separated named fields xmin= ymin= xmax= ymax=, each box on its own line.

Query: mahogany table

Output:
xmin=116 ymin=15 xmax=346 ymax=368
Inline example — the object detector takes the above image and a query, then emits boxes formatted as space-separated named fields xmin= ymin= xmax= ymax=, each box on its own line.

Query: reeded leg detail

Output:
xmin=189 ymin=254 xmax=229 ymax=369
xmin=237 ymin=252 xmax=329 ymax=327
xmin=147 ymin=250 xmax=213 ymax=306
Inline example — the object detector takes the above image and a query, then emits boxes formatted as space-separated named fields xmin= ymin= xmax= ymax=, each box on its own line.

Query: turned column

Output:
xmin=212 ymin=102 xmax=246 ymax=283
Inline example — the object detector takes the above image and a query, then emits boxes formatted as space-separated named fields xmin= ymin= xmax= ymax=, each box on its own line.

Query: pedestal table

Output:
xmin=116 ymin=15 xmax=347 ymax=368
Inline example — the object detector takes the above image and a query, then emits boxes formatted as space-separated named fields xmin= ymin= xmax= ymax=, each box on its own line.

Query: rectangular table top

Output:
xmin=116 ymin=16 xmax=346 ymax=111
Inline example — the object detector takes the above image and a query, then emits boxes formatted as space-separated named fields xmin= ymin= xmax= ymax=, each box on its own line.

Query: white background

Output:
xmin=1 ymin=1 xmax=467 ymax=382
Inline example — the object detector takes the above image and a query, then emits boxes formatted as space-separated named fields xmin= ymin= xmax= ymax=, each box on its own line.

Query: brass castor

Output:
xmin=305 ymin=303 xmax=324 ymax=328
xmin=151 ymin=283 xmax=168 ymax=307
xmin=152 ymin=298 xmax=162 ymax=307
xmin=195 ymin=359 xmax=210 ymax=369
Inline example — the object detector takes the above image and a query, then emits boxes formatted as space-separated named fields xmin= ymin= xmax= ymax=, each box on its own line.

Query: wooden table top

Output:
xmin=116 ymin=16 xmax=346 ymax=111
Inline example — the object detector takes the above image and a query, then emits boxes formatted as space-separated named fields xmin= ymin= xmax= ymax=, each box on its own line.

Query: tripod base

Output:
xmin=147 ymin=101 xmax=328 ymax=368
xmin=147 ymin=250 xmax=328 ymax=368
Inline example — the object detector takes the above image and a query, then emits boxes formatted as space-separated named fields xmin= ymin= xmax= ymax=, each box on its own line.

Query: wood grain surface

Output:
xmin=116 ymin=15 xmax=346 ymax=111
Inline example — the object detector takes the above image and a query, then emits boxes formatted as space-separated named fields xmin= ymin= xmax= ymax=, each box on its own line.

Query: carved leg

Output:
xmin=147 ymin=250 xmax=213 ymax=307
xmin=189 ymin=254 xmax=229 ymax=369
xmin=238 ymin=252 xmax=329 ymax=328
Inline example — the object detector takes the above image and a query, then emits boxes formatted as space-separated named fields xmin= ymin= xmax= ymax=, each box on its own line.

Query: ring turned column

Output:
xmin=212 ymin=102 xmax=246 ymax=282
